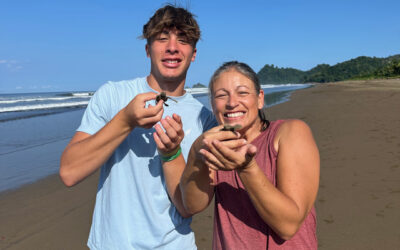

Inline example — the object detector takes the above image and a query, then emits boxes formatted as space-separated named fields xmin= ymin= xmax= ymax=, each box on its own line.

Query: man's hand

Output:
xmin=153 ymin=113 xmax=184 ymax=155
xmin=122 ymin=92 xmax=165 ymax=129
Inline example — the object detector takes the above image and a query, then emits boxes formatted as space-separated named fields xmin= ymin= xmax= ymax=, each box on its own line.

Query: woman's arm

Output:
xmin=180 ymin=143 xmax=216 ymax=214
xmin=202 ymin=119 xmax=320 ymax=240
xmin=180 ymin=126 xmax=246 ymax=214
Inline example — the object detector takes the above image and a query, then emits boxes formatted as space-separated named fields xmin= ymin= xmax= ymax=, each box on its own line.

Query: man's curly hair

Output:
xmin=141 ymin=4 xmax=201 ymax=47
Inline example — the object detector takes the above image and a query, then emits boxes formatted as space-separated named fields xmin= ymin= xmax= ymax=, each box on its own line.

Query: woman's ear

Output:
xmin=258 ymin=89 xmax=265 ymax=109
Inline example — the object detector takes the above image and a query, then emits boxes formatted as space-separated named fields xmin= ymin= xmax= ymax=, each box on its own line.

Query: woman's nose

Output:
xmin=227 ymin=95 xmax=239 ymax=108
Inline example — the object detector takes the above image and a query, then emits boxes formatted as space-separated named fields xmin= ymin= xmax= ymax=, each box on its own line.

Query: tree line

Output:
xmin=257 ymin=54 xmax=400 ymax=84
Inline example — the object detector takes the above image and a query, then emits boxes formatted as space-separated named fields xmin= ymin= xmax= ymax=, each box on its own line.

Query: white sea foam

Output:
xmin=185 ymin=84 xmax=311 ymax=94
xmin=185 ymin=87 xmax=208 ymax=94
xmin=71 ymin=92 xmax=93 ymax=96
xmin=0 ymin=95 xmax=91 ymax=104
xmin=261 ymin=83 xmax=312 ymax=88
xmin=0 ymin=101 xmax=89 ymax=113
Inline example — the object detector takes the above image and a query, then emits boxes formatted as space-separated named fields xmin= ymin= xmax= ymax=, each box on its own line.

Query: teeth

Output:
xmin=166 ymin=60 xmax=178 ymax=63
xmin=226 ymin=112 xmax=244 ymax=118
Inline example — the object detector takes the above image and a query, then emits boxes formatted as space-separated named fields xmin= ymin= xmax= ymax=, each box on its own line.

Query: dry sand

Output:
xmin=1 ymin=78 xmax=399 ymax=249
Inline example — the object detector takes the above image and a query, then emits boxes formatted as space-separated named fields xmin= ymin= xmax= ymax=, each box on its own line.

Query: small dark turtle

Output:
xmin=156 ymin=92 xmax=178 ymax=106
xmin=220 ymin=124 xmax=242 ymax=132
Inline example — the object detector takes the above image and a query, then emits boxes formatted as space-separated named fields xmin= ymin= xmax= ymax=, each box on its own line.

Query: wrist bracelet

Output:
xmin=160 ymin=146 xmax=182 ymax=162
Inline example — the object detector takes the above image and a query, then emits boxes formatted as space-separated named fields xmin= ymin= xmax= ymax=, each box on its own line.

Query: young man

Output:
xmin=60 ymin=5 xmax=216 ymax=249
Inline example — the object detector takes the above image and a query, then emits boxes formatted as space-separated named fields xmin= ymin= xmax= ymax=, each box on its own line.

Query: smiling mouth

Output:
xmin=224 ymin=112 xmax=244 ymax=118
xmin=162 ymin=59 xmax=181 ymax=64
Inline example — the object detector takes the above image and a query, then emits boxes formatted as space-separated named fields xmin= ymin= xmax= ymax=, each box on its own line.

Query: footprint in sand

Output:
xmin=385 ymin=203 xmax=394 ymax=209
xmin=376 ymin=210 xmax=384 ymax=218
xmin=389 ymin=189 xmax=400 ymax=194
xmin=370 ymin=193 xmax=379 ymax=200
xmin=323 ymin=215 xmax=334 ymax=224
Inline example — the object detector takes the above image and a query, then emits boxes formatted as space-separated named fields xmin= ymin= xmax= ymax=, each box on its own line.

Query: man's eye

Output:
xmin=178 ymin=38 xmax=189 ymax=44
xmin=238 ymin=92 xmax=249 ymax=96
xmin=215 ymin=94 xmax=227 ymax=98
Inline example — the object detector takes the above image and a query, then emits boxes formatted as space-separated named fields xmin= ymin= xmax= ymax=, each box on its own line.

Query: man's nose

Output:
xmin=166 ymin=38 xmax=178 ymax=53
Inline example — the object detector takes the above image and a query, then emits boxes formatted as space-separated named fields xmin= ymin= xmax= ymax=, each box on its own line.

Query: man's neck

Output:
xmin=146 ymin=74 xmax=186 ymax=96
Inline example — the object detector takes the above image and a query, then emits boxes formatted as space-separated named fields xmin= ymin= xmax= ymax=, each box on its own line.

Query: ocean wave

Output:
xmin=0 ymin=101 xmax=89 ymax=113
xmin=0 ymin=95 xmax=91 ymax=104
xmin=185 ymin=84 xmax=312 ymax=94
xmin=56 ymin=92 xmax=94 ymax=97
xmin=260 ymin=83 xmax=312 ymax=88
xmin=185 ymin=88 xmax=208 ymax=94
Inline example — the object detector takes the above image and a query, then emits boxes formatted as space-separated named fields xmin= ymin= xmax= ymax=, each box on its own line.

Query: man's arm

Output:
xmin=153 ymin=114 xmax=190 ymax=217
xmin=59 ymin=92 xmax=164 ymax=187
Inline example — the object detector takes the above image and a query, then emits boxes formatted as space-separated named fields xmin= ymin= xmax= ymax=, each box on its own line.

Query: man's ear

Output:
xmin=191 ymin=48 xmax=197 ymax=62
xmin=145 ymin=44 xmax=150 ymax=57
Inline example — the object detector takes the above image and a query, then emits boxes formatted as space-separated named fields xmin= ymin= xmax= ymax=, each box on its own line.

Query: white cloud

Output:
xmin=0 ymin=59 xmax=23 ymax=71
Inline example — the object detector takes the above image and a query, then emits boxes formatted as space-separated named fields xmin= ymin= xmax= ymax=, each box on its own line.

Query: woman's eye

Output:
xmin=215 ymin=94 xmax=227 ymax=98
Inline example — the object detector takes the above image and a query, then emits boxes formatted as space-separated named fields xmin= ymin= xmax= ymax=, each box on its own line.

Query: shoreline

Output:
xmin=0 ymin=85 xmax=308 ymax=194
xmin=1 ymin=78 xmax=399 ymax=249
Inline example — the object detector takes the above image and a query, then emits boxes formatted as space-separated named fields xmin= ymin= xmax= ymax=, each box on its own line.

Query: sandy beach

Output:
xmin=1 ymin=78 xmax=399 ymax=249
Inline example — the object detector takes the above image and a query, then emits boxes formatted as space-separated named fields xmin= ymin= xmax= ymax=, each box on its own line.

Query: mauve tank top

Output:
xmin=213 ymin=120 xmax=317 ymax=250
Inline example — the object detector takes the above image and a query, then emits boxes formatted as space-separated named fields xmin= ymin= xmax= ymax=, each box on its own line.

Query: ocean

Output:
xmin=0 ymin=84 xmax=311 ymax=193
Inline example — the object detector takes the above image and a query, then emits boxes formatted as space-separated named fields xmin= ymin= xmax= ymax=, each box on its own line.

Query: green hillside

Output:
xmin=257 ymin=54 xmax=400 ymax=84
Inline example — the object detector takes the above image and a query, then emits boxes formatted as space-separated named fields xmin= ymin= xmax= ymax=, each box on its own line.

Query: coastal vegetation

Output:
xmin=192 ymin=83 xmax=207 ymax=88
xmin=257 ymin=54 xmax=400 ymax=84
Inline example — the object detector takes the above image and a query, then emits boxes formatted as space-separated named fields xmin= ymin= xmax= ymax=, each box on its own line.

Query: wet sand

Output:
xmin=1 ymin=78 xmax=399 ymax=249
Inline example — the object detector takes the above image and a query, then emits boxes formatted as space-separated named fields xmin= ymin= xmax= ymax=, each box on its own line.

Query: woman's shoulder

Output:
xmin=276 ymin=119 xmax=311 ymax=134
xmin=266 ymin=119 xmax=310 ymax=137
xmin=273 ymin=119 xmax=314 ymax=151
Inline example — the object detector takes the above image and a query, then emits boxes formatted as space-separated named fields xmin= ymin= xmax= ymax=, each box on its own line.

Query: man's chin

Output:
xmin=162 ymin=73 xmax=186 ymax=83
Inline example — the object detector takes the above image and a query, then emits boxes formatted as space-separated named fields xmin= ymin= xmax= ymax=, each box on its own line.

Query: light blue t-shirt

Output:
xmin=77 ymin=77 xmax=216 ymax=250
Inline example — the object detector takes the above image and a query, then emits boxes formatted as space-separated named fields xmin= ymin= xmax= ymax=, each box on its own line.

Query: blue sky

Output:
xmin=1 ymin=0 xmax=399 ymax=93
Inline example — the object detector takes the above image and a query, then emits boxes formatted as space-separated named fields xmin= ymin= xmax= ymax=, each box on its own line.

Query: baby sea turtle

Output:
xmin=220 ymin=124 xmax=242 ymax=132
xmin=156 ymin=92 xmax=178 ymax=107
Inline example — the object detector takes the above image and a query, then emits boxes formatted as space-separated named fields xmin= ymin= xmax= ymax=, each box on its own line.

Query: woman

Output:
xmin=154 ymin=61 xmax=320 ymax=249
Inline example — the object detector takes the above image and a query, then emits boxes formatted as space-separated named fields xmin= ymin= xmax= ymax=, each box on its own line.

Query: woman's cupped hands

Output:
xmin=195 ymin=125 xmax=258 ymax=171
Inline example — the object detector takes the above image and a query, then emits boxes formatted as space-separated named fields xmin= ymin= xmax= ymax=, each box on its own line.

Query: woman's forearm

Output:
xmin=180 ymin=148 xmax=215 ymax=214
xmin=238 ymin=163 xmax=312 ymax=240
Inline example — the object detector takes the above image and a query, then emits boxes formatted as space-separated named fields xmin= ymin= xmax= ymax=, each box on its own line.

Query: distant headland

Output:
xmin=257 ymin=54 xmax=400 ymax=84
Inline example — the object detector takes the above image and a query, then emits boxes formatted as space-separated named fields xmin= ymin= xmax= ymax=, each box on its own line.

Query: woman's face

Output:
xmin=211 ymin=70 xmax=264 ymax=135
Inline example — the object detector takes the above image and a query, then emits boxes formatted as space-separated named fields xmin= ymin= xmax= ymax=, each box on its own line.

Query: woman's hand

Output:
xmin=192 ymin=125 xmax=248 ymax=163
xmin=199 ymin=137 xmax=258 ymax=171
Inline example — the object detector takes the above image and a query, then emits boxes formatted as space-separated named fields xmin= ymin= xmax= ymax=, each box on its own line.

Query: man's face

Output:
xmin=146 ymin=28 xmax=197 ymax=84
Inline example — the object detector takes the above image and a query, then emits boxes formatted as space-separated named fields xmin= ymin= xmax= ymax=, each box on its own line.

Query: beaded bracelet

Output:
xmin=160 ymin=146 xmax=182 ymax=162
